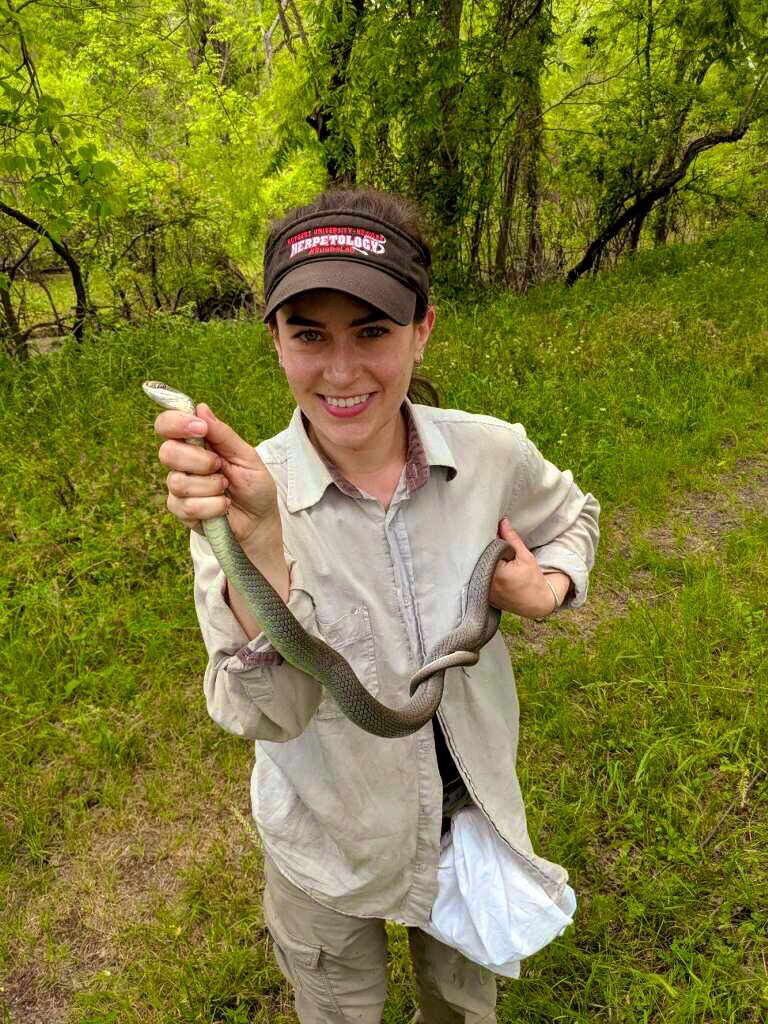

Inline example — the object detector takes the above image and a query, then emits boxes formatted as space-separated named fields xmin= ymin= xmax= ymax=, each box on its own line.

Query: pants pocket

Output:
xmin=263 ymin=878 xmax=387 ymax=1024
xmin=265 ymin=897 xmax=344 ymax=1018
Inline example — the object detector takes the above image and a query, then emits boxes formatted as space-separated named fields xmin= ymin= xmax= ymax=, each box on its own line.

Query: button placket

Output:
xmin=386 ymin=511 xmax=423 ymax=665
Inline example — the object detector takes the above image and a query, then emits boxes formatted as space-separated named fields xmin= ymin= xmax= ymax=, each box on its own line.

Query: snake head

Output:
xmin=142 ymin=380 xmax=196 ymax=415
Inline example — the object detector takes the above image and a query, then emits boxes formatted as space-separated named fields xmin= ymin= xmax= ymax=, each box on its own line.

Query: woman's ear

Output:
xmin=415 ymin=305 xmax=436 ymax=359
xmin=270 ymin=325 xmax=283 ymax=367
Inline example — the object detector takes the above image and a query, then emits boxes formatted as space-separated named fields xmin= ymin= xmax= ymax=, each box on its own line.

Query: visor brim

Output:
xmin=263 ymin=260 xmax=417 ymax=326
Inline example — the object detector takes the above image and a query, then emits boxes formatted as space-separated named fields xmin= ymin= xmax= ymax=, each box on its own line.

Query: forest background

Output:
xmin=2 ymin=2 xmax=768 ymax=1023
xmin=1 ymin=0 xmax=767 ymax=348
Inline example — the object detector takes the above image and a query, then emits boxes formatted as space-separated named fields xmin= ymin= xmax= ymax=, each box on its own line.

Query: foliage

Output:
xmin=0 ymin=0 xmax=321 ymax=343
xmin=0 ymin=0 xmax=766 ymax=350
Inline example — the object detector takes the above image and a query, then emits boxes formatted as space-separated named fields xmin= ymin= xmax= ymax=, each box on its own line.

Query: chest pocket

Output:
xmin=314 ymin=605 xmax=379 ymax=720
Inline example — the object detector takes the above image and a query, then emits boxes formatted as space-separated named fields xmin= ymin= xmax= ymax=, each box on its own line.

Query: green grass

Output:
xmin=506 ymin=523 xmax=767 ymax=1022
xmin=1 ymin=223 xmax=767 ymax=1022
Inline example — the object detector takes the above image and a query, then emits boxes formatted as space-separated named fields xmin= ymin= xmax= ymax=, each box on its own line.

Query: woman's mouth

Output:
xmin=319 ymin=393 xmax=374 ymax=418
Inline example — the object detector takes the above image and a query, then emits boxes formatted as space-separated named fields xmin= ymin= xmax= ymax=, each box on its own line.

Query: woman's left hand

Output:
xmin=489 ymin=519 xmax=572 ymax=619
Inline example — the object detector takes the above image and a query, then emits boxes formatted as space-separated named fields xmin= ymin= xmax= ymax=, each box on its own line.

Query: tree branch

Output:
xmin=287 ymin=0 xmax=306 ymax=43
xmin=0 ymin=200 xmax=88 ymax=340
xmin=3 ymin=236 xmax=39 ymax=279
xmin=566 ymin=122 xmax=754 ymax=286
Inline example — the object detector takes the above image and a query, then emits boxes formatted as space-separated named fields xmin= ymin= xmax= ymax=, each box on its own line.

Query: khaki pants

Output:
xmin=263 ymin=856 xmax=497 ymax=1024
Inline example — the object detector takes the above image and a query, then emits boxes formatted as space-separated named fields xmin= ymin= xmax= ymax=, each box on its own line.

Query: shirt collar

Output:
xmin=285 ymin=399 xmax=457 ymax=513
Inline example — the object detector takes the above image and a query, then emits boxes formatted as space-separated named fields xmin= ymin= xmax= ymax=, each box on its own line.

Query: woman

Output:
xmin=153 ymin=188 xmax=600 ymax=1023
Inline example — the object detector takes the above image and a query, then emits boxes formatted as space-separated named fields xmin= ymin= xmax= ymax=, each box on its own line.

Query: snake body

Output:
xmin=143 ymin=381 xmax=511 ymax=738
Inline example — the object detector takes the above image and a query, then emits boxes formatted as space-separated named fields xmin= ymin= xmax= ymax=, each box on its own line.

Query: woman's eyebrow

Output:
xmin=285 ymin=312 xmax=391 ymax=327
xmin=349 ymin=312 xmax=391 ymax=326
xmin=285 ymin=315 xmax=323 ymax=326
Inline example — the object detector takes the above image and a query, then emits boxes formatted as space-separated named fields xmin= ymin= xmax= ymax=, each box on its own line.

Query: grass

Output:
xmin=506 ymin=525 xmax=767 ymax=1022
xmin=1 ymin=223 xmax=767 ymax=1022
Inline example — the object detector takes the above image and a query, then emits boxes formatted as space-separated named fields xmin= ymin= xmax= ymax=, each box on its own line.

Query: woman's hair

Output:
xmin=266 ymin=187 xmax=440 ymax=407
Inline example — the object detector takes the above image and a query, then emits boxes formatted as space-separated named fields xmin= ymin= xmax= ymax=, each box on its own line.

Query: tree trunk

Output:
xmin=653 ymin=200 xmax=671 ymax=245
xmin=494 ymin=118 xmax=523 ymax=282
xmin=306 ymin=0 xmax=365 ymax=185
xmin=185 ymin=0 xmax=213 ymax=69
xmin=492 ymin=1 xmax=547 ymax=290
xmin=566 ymin=124 xmax=751 ymax=286
xmin=628 ymin=208 xmax=647 ymax=251
xmin=522 ymin=126 xmax=543 ymax=288
xmin=0 ymin=284 xmax=27 ymax=360
xmin=148 ymin=234 xmax=163 ymax=309
xmin=0 ymin=201 xmax=89 ymax=340
xmin=435 ymin=0 xmax=464 ymax=230
xmin=465 ymin=0 xmax=546 ymax=284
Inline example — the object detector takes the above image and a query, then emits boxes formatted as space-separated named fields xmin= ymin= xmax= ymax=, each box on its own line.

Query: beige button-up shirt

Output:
xmin=191 ymin=401 xmax=600 ymax=925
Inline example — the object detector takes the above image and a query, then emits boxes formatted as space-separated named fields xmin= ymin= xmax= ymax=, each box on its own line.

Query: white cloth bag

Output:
xmin=423 ymin=807 xmax=577 ymax=978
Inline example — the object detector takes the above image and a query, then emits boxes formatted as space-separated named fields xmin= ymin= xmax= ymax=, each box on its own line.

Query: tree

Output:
xmin=304 ymin=0 xmax=365 ymax=184
xmin=0 ymin=0 xmax=124 ymax=346
xmin=1 ymin=0 xmax=766 ymax=349
xmin=559 ymin=0 xmax=768 ymax=284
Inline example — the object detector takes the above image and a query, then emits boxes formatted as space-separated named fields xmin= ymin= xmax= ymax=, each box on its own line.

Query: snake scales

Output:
xmin=143 ymin=381 xmax=511 ymax=738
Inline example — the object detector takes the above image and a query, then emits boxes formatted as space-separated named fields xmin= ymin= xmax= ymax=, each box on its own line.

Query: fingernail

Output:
xmin=188 ymin=418 xmax=206 ymax=433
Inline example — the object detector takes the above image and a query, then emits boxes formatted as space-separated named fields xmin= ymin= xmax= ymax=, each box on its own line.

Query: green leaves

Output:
xmin=0 ymin=0 xmax=764 ymax=338
xmin=0 ymin=153 xmax=31 ymax=175
xmin=0 ymin=77 xmax=25 ymax=105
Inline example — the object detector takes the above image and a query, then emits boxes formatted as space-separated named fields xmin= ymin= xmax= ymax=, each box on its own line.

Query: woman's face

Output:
xmin=272 ymin=289 xmax=435 ymax=460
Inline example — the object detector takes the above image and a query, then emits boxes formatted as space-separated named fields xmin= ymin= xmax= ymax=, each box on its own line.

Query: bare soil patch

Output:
xmin=514 ymin=454 xmax=768 ymax=652
xmin=2 ymin=753 xmax=262 ymax=1024
xmin=1 ymin=965 xmax=71 ymax=1024
xmin=642 ymin=456 xmax=768 ymax=556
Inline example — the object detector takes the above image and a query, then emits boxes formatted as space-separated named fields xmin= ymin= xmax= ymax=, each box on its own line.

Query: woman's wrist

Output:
xmin=238 ymin=516 xmax=283 ymax=560
xmin=542 ymin=570 xmax=572 ymax=606
xmin=237 ymin=517 xmax=290 ymax=600
xmin=535 ymin=571 xmax=572 ymax=620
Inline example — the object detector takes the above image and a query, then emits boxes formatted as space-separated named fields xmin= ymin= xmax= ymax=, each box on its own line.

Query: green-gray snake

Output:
xmin=143 ymin=381 xmax=510 ymax=738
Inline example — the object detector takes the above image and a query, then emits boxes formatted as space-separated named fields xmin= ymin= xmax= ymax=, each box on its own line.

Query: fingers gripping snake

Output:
xmin=143 ymin=381 xmax=512 ymax=738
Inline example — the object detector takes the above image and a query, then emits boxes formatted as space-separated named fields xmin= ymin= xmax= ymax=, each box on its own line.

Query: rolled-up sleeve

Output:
xmin=505 ymin=427 xmax=600 ymax=609
xmin=191 ymin=531 xmax=324 ymax=742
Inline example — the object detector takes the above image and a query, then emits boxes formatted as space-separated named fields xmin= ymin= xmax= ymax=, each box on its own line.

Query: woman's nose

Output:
xmin=323 ymin=342 xmax=360 ymax=384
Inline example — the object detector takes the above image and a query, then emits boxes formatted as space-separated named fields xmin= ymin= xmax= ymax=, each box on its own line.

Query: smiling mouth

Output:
xmin=320 ymin=393 xmax=372 ymax=408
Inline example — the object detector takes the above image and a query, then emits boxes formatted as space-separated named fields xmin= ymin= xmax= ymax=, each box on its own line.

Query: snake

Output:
xmin=143 ymin=381 xmax=512 ymax=738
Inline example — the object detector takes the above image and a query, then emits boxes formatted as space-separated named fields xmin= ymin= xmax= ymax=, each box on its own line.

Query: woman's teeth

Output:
xmin=324 ymin=394 xmax=371 ymax=408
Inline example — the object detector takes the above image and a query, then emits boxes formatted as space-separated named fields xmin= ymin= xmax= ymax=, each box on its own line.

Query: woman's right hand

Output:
xmin=154 ymin=402 xmax=279 ymax=546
